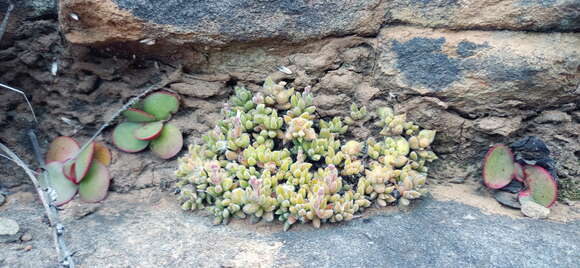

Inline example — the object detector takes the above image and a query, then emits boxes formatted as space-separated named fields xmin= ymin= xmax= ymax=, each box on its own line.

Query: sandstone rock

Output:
xmin=475 ymin=116 xmax=522 ymax=136
xmin=521 ymin=200 xmax=550 ymax=219
xmin=388 ymin=0 xmax=579 ymax=32
xmin=170 ymin=81 xmax=225 ymax=99
xmin=535 ymin=110 xmax=572 ymax=124
xmin=59 ymin=0 xmax=384 ymax=46
xmin=377 ymin=26 xmax=580 ymax=117
xmin=0 ymin=218 xmax=20 ymax=243
xmin=59 ymin=0 xmax=579 ymax=47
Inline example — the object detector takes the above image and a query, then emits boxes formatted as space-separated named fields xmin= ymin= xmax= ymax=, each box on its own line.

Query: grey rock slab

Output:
xmin=0 ymin=217 xmax=20 ymax=243
xmin=0 ymin=193 xmax=578 ymax=267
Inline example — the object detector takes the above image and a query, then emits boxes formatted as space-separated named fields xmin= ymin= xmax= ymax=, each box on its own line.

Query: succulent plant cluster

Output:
xmin=483 ymin=145 xmax=557 ymax=207
xmin=113 ymin=91 xmax=183 ymax=159
xmin=42 ymin=137 xmax=112 ymax=205
xmin=175 ymin=78 xmax=438 ymax=230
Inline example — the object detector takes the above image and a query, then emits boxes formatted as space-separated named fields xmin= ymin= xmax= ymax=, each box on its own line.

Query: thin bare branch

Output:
xmin=0 ymin=82 xmax=38 ymax=123
xmin=0 ymin=140 xmax=75 ymax=268
xmin=0 ymin=0 xmax=14 ymax=42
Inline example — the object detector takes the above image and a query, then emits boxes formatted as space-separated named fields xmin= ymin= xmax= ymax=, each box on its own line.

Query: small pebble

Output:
xmin=449 ymin=177 xmax=465 ymax=184
xmin=20 ymin=232 xmax=32 ymax=242
xmin=23 ymin=245 xmax=32 ymax=251
xmin=521 ymin=200 xmax=550 ymax=219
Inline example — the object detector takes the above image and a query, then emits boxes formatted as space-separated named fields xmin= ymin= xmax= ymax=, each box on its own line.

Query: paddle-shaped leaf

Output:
xmin=94 ymin=142 xmax=112 ymax=166
xmin=112 ymin=122 xmax=150 ymax=152
xmin=133 ymin=121 xmax=164 ymax=141
xmin=523 ymin=165 xmax=557 ymax=208
xmin=79 ymin=161 xmax=110 ymax=203
xmin=514 ymin=162 xmax=525 ymax=182
xmin=122 ymin=108 xmax=156 ymax=122
xmin=74 ymin=142 xmax=95 ymax=183
xmin=62 ymin=158 xmax=77 ymax=183
xmin=142 ymin=92 xmax=179 ymax=120
xmin=482 ymin=144 xmax=515 ymax=189
xmin=41 ymin=162 xmax=78 ymax=206
xmin=45 ymin=137 xmax=79 ymax=163
xmin=150 ymin=123 xmax=183 ymax=159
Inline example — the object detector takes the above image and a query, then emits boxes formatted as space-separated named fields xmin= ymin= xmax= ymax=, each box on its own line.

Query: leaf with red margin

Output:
xmin=74 ymin=142 xmax=95 ymax=183
xmin=482 ymin=144 xmax=515 ymax=189
xmin=79 ymin=161 xmax=111 ymax=203
xmin=122 ymin=108 xmax=156 ymax=122
xmin=150 ymin=123 xmax=183 ymax=159
xmin=45 ymin=137 xmax=80 ymax=163
xmin=40 ymin=162 xmax=78 ymax=206
xmin=133 ymin=121 xmax=164 ymax=141
xmin=514 ymin=162 xmax=525 ymax=182
xmin=112 ymin=122 xmax=150 ymax=153
xmin=523 ymin=165 xmax=558 ymax=208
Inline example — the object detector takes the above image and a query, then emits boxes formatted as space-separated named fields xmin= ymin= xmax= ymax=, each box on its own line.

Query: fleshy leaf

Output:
xmin=79 ymin=161 xmax=111 ymax=203
xmin=482 ymin=144 xmax=514 ymax=189
xmin=514 ymin=162 xmax=525 ymax=182
xmin=142 ymin=92 xmax=180 ymax=120
xmin=45 ymin=136 xmax=79 ymax=163
xmin=41 ymin=162 xmax=78 ymax=206
xmin=74 ymin=142 xmax=95 ymax=183
xmin=133 ymin=121 xmax=164 ymax=141
xmin=62 ymin=158 xmax=77 ymax=184
xmin=112 ymin=122 xmax=150 ymax=153
xmin=122 ymin=108 xmax=156 ymax=122
xmin=93 ymin=142 xmax=112 ymax=166
xmin=524 ymin=165 xmax=557 ymax=208
xmin=150 ymin=123 xmax=183 ymax=159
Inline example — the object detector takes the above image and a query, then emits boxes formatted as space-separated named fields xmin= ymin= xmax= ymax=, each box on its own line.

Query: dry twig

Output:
xmin=0 ymin=138 xmax=75 ymax=267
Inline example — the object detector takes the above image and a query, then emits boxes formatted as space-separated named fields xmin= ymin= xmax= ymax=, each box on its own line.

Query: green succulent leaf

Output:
xmin=482 ymin=144 xmax=514 ymax=189
xmin=142 ymin=92 xmax=180 ymax=120
xmin=74 ymin=142 xmax=95 ymax=183
xmin=40 ymin=162 xmax=78 ymax=206
xmin=133 ymin=121 xmax=164 ymax=141
xmin=45 ymin=136 xmax=80 ymax=163
xmin=79 ymin=161 xmax=111 ymax=203
xmin=150 ymin=123 xmax=183 ymax=159
xmin=122 ymin=108 xmax=157 ymax=122
xmin=113 ymin=122 xmax=150 ymax=153
xmin=524 ymin=165 xmax=557 ymax=208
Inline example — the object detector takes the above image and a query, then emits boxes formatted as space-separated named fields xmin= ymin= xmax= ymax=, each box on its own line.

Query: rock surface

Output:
xmin=58 ymin=0 xmax=580 ymax=46
xmin=0 ymin=192 xmax=578 ymax=267
xmin=0 ymin=217 xmax=20 ymax=243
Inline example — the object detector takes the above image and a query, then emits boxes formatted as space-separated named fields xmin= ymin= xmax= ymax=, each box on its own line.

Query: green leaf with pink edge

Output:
xmin=482 ymin=144 xmax=515 ymax=189
xmin=523 ymin=165 xmax=557 ymax=208
xmin=112 ymin=122 xmax=150 ymax=153
xmin=133 ymin=121 xmax=164 ymax=141
xmin=150 ymin=123 xmax=183 ymax=159
xmin=79 ymin=161 xmax=111 ymax=203
xmin=63 ymin=158 xmax=77 ymax=184
xmin=74 ymin=142 xmax=95 ymax=183
xmin=122 ymin=108 xmax=157 ymax=122
xmin=45 ymin=136 xmax=80 ymax=163
xmin=514 ymin=162 xmax=525 ymax=182
xmin=40 ymin=162 xmax=78 ymax=206
xmin=142 ymin=92 xmax=180 ymax=120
